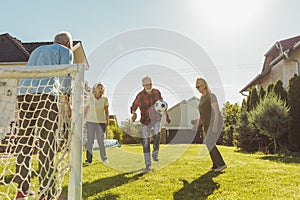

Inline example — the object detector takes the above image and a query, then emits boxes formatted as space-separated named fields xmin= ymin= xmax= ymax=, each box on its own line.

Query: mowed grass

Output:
xmin=60 ymin=144 xmax=300 ymax=200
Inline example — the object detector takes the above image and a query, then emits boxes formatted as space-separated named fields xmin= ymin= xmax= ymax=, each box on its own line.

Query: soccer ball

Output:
xmin=154 ymin=99 xmax=168 ymax=114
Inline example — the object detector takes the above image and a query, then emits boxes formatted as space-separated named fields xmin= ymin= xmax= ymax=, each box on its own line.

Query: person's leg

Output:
xmin=141 ymin=124 xmax=151 ymax=167
xmin=86 ymin=122 xmax=96 ymax=163
xmin=152 ymin=121 xmax=161 ymax=161
xmin=208 ymin=145 xmax=226 ymax=168
xmin=38 ymin=94 xmax=58 ymax=199
xmin=15 ymin=95 xmax=35 ymax=193
xmin=95 ymin=123 xmax=107 ymax=162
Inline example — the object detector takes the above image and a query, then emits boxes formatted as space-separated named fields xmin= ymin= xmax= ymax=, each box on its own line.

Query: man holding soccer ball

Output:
xmin=130 ymin=76 xmax=171 ymax=172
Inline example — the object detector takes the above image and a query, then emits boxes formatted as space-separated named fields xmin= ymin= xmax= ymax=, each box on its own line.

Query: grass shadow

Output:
xmin=173 ymin=171 xmax=222 ymax=200
xmin=1 ymin=170 xmax=38 ymax=185
xmin=259 ymin=155 xmax=300 ymax=164
xmin=61 ymin=169 xmax=145 ymax=199
xmin=0 ymin=174 xmax=14 ymax=185
xmin=91 ymin=193 xmax=119 ymax=200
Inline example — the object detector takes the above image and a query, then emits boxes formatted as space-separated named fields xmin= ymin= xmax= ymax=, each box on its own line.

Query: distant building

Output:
xmin=163 ymin=96 xmax=200 ymax=144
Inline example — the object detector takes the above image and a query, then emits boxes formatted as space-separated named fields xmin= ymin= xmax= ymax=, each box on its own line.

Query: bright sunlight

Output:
xmin=197 ymin=0 xmax=265 ymax=30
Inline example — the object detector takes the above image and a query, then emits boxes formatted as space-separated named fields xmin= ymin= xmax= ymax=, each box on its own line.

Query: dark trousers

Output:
xmin=203 ymin=129 xmax=225 ymax=168
xmin=208 ymin=145 xmax=226 ymax=168
xmin=15 ymin=94 xmax=58 ymax=199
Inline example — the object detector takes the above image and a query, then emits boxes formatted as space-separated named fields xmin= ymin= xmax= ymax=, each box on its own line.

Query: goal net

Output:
xmin=0 ymin=64 xmax=85 ymax=200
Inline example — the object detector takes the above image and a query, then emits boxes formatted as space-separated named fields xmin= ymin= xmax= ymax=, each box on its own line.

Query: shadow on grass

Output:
xmin=61 ymin=169 xmax=145 ymax=199
xmin=259 ymin=155 xmax=300 ymax=164
xmin=91 ymin=193 xmax=119 ymax=200
xmin=173 ymin=171 xmax=222 ymax=200
xmin=1 ymin=170 xmax=38 ymax=185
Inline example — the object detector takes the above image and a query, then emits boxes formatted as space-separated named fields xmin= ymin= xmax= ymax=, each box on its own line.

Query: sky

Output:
xmin=2 ymin=0 xmax=300 ymax=122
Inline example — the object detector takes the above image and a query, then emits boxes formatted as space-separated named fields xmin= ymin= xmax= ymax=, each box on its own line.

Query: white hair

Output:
xmin=142 ymin=75 xmax=152 ymax=84
xmin=54 ymin=32 xmax=73 ymax=49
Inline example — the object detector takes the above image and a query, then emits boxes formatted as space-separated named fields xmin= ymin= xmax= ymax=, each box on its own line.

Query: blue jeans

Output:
xmin=142 ymin=122 xmax=161 ymax=166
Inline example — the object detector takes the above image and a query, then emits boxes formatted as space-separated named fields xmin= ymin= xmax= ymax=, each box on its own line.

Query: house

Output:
xmin=162 ymin=96 xmax=201 ymax=144
xmin=240 ymin=35 xmax=300 ymax=94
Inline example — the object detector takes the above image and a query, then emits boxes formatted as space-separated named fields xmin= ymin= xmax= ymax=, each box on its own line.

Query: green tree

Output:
xmin=248 ymin=94 xmax=289 ymax=153
xmin=107 ymin=119 xmax=123 ymax=142
xmin=287 ymin=74 xmax=300 ymax=152
xmin=267 ymin=83 xmax=274 ymax=94
xmin=259 ymin=85 xmax=266 ymax=100
xmin=236 ymin=99 xmax=259 ymax=152
xmin=221 ymin=101 xmax=240 ymax=146
xmin=249 ymin=87 xmax=259 ymax=110
xmin=121 ymin=119 xmax=141 ymax=144
xmin=273 ymin=80 xmax=288 ymax=102
xmin=236 ymin=97 xmax=271 ymax=153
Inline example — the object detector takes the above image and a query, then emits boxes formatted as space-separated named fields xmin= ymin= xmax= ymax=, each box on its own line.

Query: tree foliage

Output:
xmin=221 ymin=101 xmax=240 ymax=146
xmin=287 ymin=74 xmax=300 ymax=152
xmin=107 ymin=119 xmax=123 ymax=142
xmin=248 ymin=87 xmax=259 ymax=111
xmin=248 ymin=94 xmax=289 ymax=152
xmin=121 ymin=119 xmax=141 ymax=144
xmin=273 ymin=80 xmax=288 ymax=102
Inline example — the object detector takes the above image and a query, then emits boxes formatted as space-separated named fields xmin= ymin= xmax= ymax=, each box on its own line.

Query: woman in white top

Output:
xmin=84 ymin=82 xmax=109 ymax=164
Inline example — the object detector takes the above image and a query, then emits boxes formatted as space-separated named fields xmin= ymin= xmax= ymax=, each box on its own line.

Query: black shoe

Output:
xmin=153 ymin=157 xmax=159 ymax=162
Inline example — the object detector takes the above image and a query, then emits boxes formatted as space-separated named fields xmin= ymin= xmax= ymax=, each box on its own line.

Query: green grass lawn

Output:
xmin=62 ymin=144 xmax=300 ymax=200
xmin=1 ymin=144 xmax=300 ymax=199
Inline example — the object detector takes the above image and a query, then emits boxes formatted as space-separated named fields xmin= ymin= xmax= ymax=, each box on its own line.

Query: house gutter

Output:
xmin=240 ymin=91 xmax=248 ymax=96
xmin=277 ymin=41 xmax=299 ymax=75
xmin=291 ymin=41 xmax=300 ymax=75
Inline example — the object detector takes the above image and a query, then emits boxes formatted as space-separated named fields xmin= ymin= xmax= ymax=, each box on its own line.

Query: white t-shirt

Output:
xmin=86 ymin=94 xmax=109 ymax=123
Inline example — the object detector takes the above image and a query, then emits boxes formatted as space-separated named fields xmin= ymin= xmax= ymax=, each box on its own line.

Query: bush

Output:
xmin=121 ymin=119 xmax=142 ymax=144
xmin=107 ymin=119 xmax=123 ymax=142
xmin=248 ymin=94 xmax=289 ymax=153
xmin=235 ymin=99 xmax=271 ymax=153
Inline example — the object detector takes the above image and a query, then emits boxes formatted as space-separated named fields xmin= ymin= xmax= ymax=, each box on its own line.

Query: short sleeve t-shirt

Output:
xmin=86 ymin=95 xmax=109 ymax=123
xmin=198 ymin=93 xmax=218 ymax=132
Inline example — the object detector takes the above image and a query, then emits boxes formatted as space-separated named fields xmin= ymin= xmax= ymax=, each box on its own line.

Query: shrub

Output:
xmin=121 ymin=119 xmax=141 ymax=144
xmin=107 ymin=119 xmax=123 ymax=142
xmin=248 ymin=94 xmax=289 ymax=153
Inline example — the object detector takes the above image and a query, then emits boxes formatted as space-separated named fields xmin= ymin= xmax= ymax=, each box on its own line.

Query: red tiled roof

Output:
xmin=0 ymin=33 xmax=81 ymax=63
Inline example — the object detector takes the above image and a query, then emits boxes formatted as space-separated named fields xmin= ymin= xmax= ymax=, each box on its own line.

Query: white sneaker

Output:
xmin=103 ymin=159 xmax=109 ymax=164
xmin=213 ymin=164 xmax=227 ymax=172
xmin=84 ymin=161 xmax=91 ymax=166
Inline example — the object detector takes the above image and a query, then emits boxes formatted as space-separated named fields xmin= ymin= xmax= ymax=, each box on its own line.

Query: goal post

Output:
xmin=0 ymin=64 xmax=86 ymax=200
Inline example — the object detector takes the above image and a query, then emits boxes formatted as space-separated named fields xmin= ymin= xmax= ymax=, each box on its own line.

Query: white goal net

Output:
xmin=0 ymin=64 xmax=85 ymax=200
